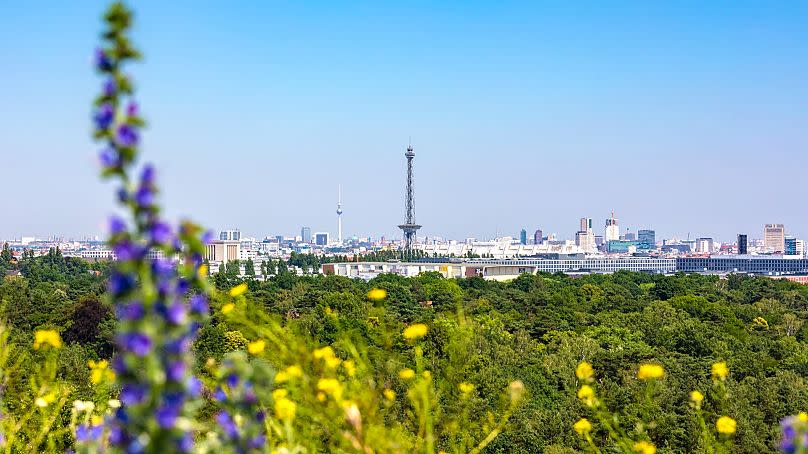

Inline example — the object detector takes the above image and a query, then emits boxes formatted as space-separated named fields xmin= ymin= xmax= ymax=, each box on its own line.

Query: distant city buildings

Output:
xmin=638 ymin=229 xmax=656 ymax=250
xmin=575 ymin=217 xmax=596 ymax=253
xmin=533 ymin=229 xmax=543 ymax=245
xmin=737 ymin=234 xmax=748 ymax=255
xmin=219 ymin=229 xmax=241 ymax=241
xmin=314 ymin=232 xmax=329 ymax=246
xmin=519 ymin=229 xmax=527 ymax=245
xmin=605 ymin=212 xmax=620 ymax=242
xmin=301 ymin=227 xmax=312 ymax=244
xmin=764 ymin=223 xmax=785 ymax=253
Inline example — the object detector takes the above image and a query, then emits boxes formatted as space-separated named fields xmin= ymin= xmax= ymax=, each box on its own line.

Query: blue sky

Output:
xmin=1 ymin=1 xmax=806 ymax=242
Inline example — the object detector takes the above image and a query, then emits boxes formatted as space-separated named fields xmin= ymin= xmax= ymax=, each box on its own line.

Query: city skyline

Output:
xmin=2 ymin=1 xmax=807 ymax=241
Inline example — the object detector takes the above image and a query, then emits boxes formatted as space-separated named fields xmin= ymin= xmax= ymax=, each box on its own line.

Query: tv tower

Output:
xmin=398 ymin=141 xmax=421 ymax=256
xmin=336 ymin=184 xmax=343 ymax=245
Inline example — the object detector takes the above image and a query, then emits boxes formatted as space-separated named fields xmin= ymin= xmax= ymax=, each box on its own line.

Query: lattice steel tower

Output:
xmin=398 ymin=142 xmax=421 ymax=257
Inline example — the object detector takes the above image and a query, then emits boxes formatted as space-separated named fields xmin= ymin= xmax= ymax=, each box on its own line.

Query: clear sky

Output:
xmin=1 ymin=1 xmax=806 ymax=243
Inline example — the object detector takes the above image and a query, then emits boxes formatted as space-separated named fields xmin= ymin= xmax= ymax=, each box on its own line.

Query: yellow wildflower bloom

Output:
xmin=317 ymin=378 xmax=344 ymax=401
xmin=88 ymin=359 xmax=115 ymax=384
xmin=633 ymin=441 xmax=656 ymax=454
xmin=342 ymin=360 xmax=356 ymax=376
xmin=509 ymin=380 xmax=525 ymax=402
xmin=576 ymin=362 xmax=594 ymax=381
xmin=197 ymin=264 xmax=208 ymax=279
xmin=272 ymin=389 xmax=288 ymax=400
xmin=221 ymin=303 xmax=235 ymax=314
xmin=91 ymin=415 xmax=104 ymax=426
xmin=399 ymin=368 xmax=415 ymax=380
xmin=459 ymin=382 xmax=475 ymax=394
xmin=573 ymin=418 xmax=592 ymax=435
xmin=275 ymin=365 xmax=303 ymax=383
xmin=317 ymin=392 xmax=327 ymax=402
xmin=423 ymin=370 xmax=432 ymax=380
xmin=403 ymin=323 xmax=428 ymax=340
xmin=577 ymin=385 xmax=596 ymax=407
xmin=798 ymin=412 xmax=808 ymax=423
xmin=247 ymin=340 xmax=266 ymax=355
xmin=716 ymin=416 xmax=736 ymax=434
xmin=383 ymin=389 xmax=396 ymax=401
xmin=314 ymin=346 xmax=335 ymax=360
xmin=367 ymin=288 xmax=387 ymax=301
xmin=711 ymin=362 xmax=728 ymax=381
xmin=690 ymin=390 xmax=704 ymax=407
xmin=35 ymin=392 xmax=56 ymax=408
xmin=274 ymin=397 xmax=297 ymax=421
xmin=34 ymin=330 xmax=62 ymax=349
xmin=637 ymin=364 xmax=665 ymax=380
xmin=229 ymin=283 xmax=248 ymax=297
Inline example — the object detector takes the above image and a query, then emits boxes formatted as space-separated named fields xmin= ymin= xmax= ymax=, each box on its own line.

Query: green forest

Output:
xmin=2 ymin=247 xmax=807 ymax=452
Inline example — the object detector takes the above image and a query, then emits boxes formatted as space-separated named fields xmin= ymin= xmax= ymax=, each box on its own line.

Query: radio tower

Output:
xmin=398 ymin=141 xmax=421 ymax=258
xmin=336 ymin=184 xmax=343 ymax=245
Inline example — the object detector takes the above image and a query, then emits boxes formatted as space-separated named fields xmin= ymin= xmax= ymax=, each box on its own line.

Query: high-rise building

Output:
xmin=219 ymin=229 xmax=241 ymax=241
xmin=696 ymin=237 xmax=714 ymax=253
xmin=519 ymin=229 xmax=527 ymax=245
xmin=533 ymin=229 xmax=543 ymax=245
xmin=314 ymin=232 xmax=329 ymax=246
xmin=638 ymin=230 xmax=656 ymax=250
xmin=764 ymin=224 xmax=785 ymax=253
xmin=301 ymin=227 xmax=312 ymax=244
xmin=576 ymin=217 xmax=596 ymax=253
xmin=580 ymin=217 xmax=593 ymax=233
xmin=785 ymin=236 xmax=798 ymax=255
xmin=605 ymin=211 xmax=620 ymax=242
xmin=737 ymin=234 xmax=748 ymax=255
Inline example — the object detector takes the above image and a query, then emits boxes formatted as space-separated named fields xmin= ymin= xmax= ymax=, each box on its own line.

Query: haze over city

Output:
xmin=2 ymin=1 xmax=807 ymax=241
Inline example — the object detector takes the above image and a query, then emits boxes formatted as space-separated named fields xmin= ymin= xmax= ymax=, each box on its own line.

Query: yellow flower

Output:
xmin=423 ymin=370 xmax=432 ymax=380
xmin=247 ymin=340 xmax=266 ymax=355
xmin=221 ymin=303 xmax=235 ymax=314
xmin=88 ymin=359 xmax=115 ymax=385
xmin=229 ymin=283 xmax=248 ymax=297
xmin=274 ymin=397 xmax=297 ymax=421
xmin=403 ymin=323 xmax=428 ymax=340
xmin=798 ymin=412 xmax=808 ymax=423
xmin=573 ymin=418 xmax=592 ymax=435
xmin=509 ymin=380 xmax=526 ymax=402
xmin=383 ymin=389 xmax=396 ymax=401
xmin=34 ymin=330 xmax=62 ymax=349
xmin=367 ymin=288 xmax=387 ymax=301
xmin=716 ymin=416 xmax=736 ymax=434
xmin=91 ymin=415 xmax=104 ymax=426
xmin=272 ymin=389 xmax=288 ymax=400
xmin=576 ymin=362 xmax=594 ymax=381
xmin=317 ymin=392 xmax=327 ymax=402
xmin=690 ymin=390 xmax=704 ymax=407
xmin=459 ymin=382 xmax=475 ymax=394
xmin=35 ymin=392 xmax=56 ymax=408
xmin=342 ymin=360 xmax=356 ymax=376
xmin=637 ymin=364 xmax=665 ymax=380
xmin=633 ymin=441 xmax=656 ymax=454
xmin=711 ymin=362 xmax=728 ymax=381
xmin=399 ymin=368 xmax=415 ymax=380
xmin=314 ymin=346 xmax=335 ymax=359
xmin=577 ymin=385 xmax=596 ymax=407
xmin=317 ymin=378 xmax=344 ymax=401
xmin=275 ymin=365 xmax=303 ymax=383
xmin=197 ymin=264 xmax=208 ymax=279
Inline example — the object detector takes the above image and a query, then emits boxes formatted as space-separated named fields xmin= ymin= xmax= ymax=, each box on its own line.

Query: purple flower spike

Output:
xmin=189 ymin=294 xmax=208 ymax=314
xmin=117 ymin=301 xmax=145 ymax=321
xmin=149 ymin=221 xmax=173 ymax=245
xmin=99 ymin=147 xmax=121 ymax=169
xmin=119 ymin=333 xmax=152 ymax=356
xmin=178 ymin=433 xmax=194 ymax=453
xmin=201 ymin=230 xmax=214 ymax=245
xmin=94 ymin=103 xmax=114 ymax=130
xmin=127 ymin=101 xmax=139 ymax=117
xmin=134 ymin=186 xmax=154 ymax=208
xmin=187 ymin=376 xmax=203 ymax=397
xmin=108 ymin=216 xmax=127 ymax=235
xmin=166 ymin=302 xmax=187 ymax=325
xmin=167 ymin=361 xmax=186 ymax=382
xmin=120 ymin=384 xmax=147 ymax=406
xmin=215 ymin=411 xmax=238 ymax=439
xmin=140 ymin=164 xmax=155 ymax=185
xmin=116 ymin=124 xmax=139 ymax=147
xmin=75 ymin=424 xmax=91 ymax=442
xmin=156 ymin=405 xmax=179 ymax=429
xmin=94 ymin=48 xmax=113 ymax=71
xmin=103 ymin=78 xmax=117 ymax=97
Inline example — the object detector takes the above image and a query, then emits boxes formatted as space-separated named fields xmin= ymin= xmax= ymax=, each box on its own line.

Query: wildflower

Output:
xmin=189 ymin=294 xmax=208 ymax=314
xmin=116 ymin=124 xmax=139 ymax=147
xmin=342 ymin=360 xmax=356 ymax=376
xmin=229 ymin=283 xmax=248 ymax=297
xmin=94 ymin=103 xmax=114 ymax=130
xmin=275 ymin=398 xmax=297 ymax=421
xmin=716 ymin=416 xmax=737 ymax=434
xmin=94 ymin=48 xmax=113 ymax=71
xmin=197 ymin=264 xmax=208 ymax=279
xmin=119 ymin=332 xmax=153 ymax=356
xmin=576 ymin=361 xmax=594 ymax=381
xmin=459 ymin=382 xmax=475 ymax=394
xmin=275 ymin=365 xmax=303 ymax=383
xmin=314 ymin=346 xmax=341 ymax=368
xmin=317 ymin=392 xmax=327 ymax=402
xmin=690 ymin=390 xmax=704 ymax=407
xmin=88 ymin=359 xmax=116 ymax=384
xmin=34 ymin=330 xmax=62 ymax=349
xmin=99 ymin=147 xmax=121 ymax=169
xmin=247 ymin=340 xmax=266 ymax=355
xmin=35 ymin=392 xmax=56 ymax=408
xmin=637 ymin=364 xmax=665 ymax=380
xmin=573 ymin=418 xmax=592 ymax=435
xmin=367 ymin=288 xmax=387 ymax=301
xmin=317 ymin=378 xmax=344 ymax=401
xmin=108 ymin=399 xmax=121 ymax=409
xmin=103 ymin=78 xmax=117 ymax=97
xmin=781 ymin=412 xmax=808 ymax=453
xmin=633 ymin=440 xmax=656 ymax=454
xmin=345 ymin=403 xmax=362 ymax=431
xmin=399 ymin=368 xmax=415 ymax=380
xmin=73 ymin=400 xmax=95 ymax=412
xmin=712 ymin=362 xmax=729 ymax=381
xmin=577 ymin=385 xmax=595 ymax=407
xmin=423 ymin=370 xmax=432 ymax=380
xmin=221 ymin=303 xmax=235 ymax=314
xmin=383 ymin=389 xmax=396 ymax=401
xmin=403 ymin=323 xmax=428 ymax=340
xmin=272 ymin=389 xmax=288 ymax=400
